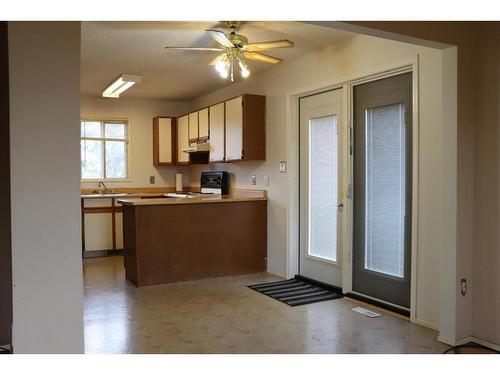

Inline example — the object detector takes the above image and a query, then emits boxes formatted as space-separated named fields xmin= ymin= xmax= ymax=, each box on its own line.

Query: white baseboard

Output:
xmin=455 ymin=336 xmax=472 ymax=346
xmin=439 ymin=335 xmax=500 ymax=351
xmin=460 ymin=336 xmax=500 ymax=351
xmin=438 ymin=335 xmax=456 ymax=346
xmin=413 ymin=318 xmax=438 ymax=331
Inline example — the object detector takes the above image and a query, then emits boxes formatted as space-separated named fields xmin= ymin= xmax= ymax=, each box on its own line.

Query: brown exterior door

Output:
xmin=352 ymin=72 xmax=412 ymax=309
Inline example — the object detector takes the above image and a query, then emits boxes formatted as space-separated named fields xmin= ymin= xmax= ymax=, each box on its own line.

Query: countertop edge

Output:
xmin=117 ymin=196 xmax=268 ymax=206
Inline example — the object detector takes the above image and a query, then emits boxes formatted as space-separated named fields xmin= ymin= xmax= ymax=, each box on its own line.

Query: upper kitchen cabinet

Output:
xmin=198 ymin=107 xmax=209 ymax=141
xmin=188 ymin=111 xmax=199 ymax=144
xmin=209 ymin=102 xmax=225 ymax=162
xmin=225 ymin=94 xmax=266 ymax=162
xmin=153 ymin=117 xmax=176 ymax=166
xmin=177 ymin=114 xmax=190 ymax=165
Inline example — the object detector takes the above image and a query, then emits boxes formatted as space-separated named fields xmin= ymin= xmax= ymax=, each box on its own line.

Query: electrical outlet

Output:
xmin=263 ymin=176 xmax=269 ymax=186
xmin=149 ymin=176 xmax=155 ymax=184
xmin=279 ymin=161 xmax=287 ymax=173
xmin=460 ymin=278 xmax=467 ymax=296
xmin=251 ymin=175 xmax=257 ymax=185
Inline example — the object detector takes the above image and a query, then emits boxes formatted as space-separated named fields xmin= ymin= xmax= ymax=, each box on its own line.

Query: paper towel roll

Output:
xmin=175 ymin=173 xmax=183 ymax=192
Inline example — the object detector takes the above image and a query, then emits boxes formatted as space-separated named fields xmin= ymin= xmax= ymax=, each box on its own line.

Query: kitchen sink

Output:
xmin=90 ymin=191 xmax=129 ymax=196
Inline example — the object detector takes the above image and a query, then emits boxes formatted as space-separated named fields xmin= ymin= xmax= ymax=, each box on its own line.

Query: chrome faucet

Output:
xmin=98 ymin=180 xmax=110 ymax=194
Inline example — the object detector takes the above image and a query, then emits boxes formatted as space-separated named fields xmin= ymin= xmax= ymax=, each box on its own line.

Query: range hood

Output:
xmin=183 ymin=141 xmax=210 ymax=153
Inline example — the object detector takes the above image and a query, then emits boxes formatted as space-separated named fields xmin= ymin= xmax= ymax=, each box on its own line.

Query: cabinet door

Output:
xmin=198 ymin=108 xmax=209 ymax=141
xmin=83 ymin=199 xmax=113 ymax=251
xmin=153 ymin=117 xmax=174 ymax=166
xmin=84 ymin=212 xmax=113 ymax=251
xmin=225 ymin=96 xmax=243 ymax=161
xmin=188 ymin=111 xmax=199 ymax=144
xmin=209 ymin=102 xmax=225 ymax=162
xmin=177 ymin=115 xmax=190 ymax=164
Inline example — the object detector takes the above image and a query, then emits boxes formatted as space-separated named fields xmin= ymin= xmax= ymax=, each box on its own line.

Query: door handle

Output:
xmin=336 ymin=203 xmax=344 ymax=209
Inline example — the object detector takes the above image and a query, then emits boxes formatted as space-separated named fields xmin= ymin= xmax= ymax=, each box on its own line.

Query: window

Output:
xmin=81 ymin=120 xmax=128 ymax=180
xmin=364 ymin=103 xmax=406 ymax=278
xmin=308 ymin=114 xmax=339 ymax=263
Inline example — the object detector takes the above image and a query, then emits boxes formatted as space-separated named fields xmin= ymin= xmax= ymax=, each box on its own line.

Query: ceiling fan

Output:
xmin=164 ymin=21 xmax=294 ymax=82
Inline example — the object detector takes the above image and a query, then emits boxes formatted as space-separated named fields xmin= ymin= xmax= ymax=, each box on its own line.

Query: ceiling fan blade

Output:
xmin=164 ymin=47 xmax=224 ymax=52
xmin=243 ymin=51 xmax=283 ymax=64
xmin=206 ymin=29 xmax=235 ymax=48
xmin=243 ymin=39 xmax=294 ymax=51
xmin=209 ymin=53 xmax=226 ymax=66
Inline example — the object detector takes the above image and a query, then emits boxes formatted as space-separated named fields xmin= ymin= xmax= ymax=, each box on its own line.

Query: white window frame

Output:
xmin=80 ymin=118 xmax=130 ymax=181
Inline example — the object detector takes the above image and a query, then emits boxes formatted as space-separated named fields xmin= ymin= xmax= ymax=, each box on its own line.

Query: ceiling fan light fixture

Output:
xmin=217 ymin=58 xmax=230 ymax=78
xmin=238 ymin=58 xmax=250 ymax=78
xmin=214 ymin=57 xmax=227 ymax=73
xmin=220 ymin=69 xmax=229 ymax=79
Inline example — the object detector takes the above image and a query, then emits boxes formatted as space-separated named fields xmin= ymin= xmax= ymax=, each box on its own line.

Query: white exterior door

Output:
xmin=299 ymin=89 xmax=343 ymax=287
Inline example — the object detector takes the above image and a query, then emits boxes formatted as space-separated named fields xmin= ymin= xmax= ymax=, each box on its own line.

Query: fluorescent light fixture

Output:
xmin=102 ymin=74 xmax=142 ymax=98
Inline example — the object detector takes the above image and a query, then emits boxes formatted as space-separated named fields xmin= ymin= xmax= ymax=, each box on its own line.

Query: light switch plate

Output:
xmin=251 ymin=175 xmax=257 ymax=185
xmin=279 ymin=161 xmax=287 ymax=173
xmin=149 ymin=176 xmax=155 ymax=184
xmin=263 ymin=176 xmax=269 ymax=186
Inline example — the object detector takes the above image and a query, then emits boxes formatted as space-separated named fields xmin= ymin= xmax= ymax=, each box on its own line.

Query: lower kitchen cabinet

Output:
xmin=82 ymin=198 xmax=124 ymax=255
xmin=84 ymin=212 xmax=113 ymax=251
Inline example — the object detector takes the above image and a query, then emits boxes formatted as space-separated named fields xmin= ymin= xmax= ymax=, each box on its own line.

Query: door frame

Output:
xmin=286 ymin=56 xmax=420 ymax=321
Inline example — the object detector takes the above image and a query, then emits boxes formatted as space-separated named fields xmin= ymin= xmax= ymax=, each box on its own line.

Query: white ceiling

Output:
xmin=81 ymin=21 xmax=354 ymax=101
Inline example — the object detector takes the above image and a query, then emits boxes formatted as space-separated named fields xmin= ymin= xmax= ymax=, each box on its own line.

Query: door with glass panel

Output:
xmin=352 ymin=73 xmax=412 ymax=309
xmin=299 ymin=89 xmax=343 ymax=287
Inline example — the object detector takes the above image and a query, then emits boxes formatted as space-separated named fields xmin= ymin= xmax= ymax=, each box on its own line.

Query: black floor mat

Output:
xmin=248 ymin=277 xmax=342 ymax=306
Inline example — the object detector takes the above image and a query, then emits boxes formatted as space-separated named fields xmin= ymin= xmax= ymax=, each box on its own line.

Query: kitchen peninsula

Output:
xmin=118 ymin=190 xmax=267 ymax=287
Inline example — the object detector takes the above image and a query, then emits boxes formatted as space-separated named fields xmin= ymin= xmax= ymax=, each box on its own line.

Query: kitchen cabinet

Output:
xmin=81 ymin=197 xmax=124 ymax=255
xmin=82 ymin=198 xmax=114 ymax=252
xmin=225 ymin=94 xmax=266 ymax=162
xmin=188 ymin=111 xmax=199 ymax=144
xmin=153 ymin=116 xmax=175 ymax=166
xmin=198 ymin=107 xmax=209 ymax=141
xmin=153 ymin=94 xmax=265 ymax=167
xmin=84 ymin=213 xmax=113 ymax=251
xmin=177 ymin=114 xmax=190 ymax=164
xmin=209 ymin=102 xmax=225 ymax=162
xmin=121 ymin=197 xmax=267 ymax=287
xmin=225 ymin=96 xmax=243 ymax=161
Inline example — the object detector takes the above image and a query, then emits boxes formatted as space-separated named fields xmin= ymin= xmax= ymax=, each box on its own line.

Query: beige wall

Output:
xmin=8 ymin=22 xmax=84 ymax=353
xmin=0 ymin=22 xmax=12 ymax=347
xmin=187 ymin=33 xmax=449 ymax=330
xmin=80 ymin=96 xmax=190 ymax=189
xmin=473 ymin=23 xmax=500 ymax=345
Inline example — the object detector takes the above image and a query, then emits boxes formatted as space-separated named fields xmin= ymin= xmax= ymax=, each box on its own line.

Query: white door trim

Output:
xmin=286 ymin=56 xmax=420 ymax=322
